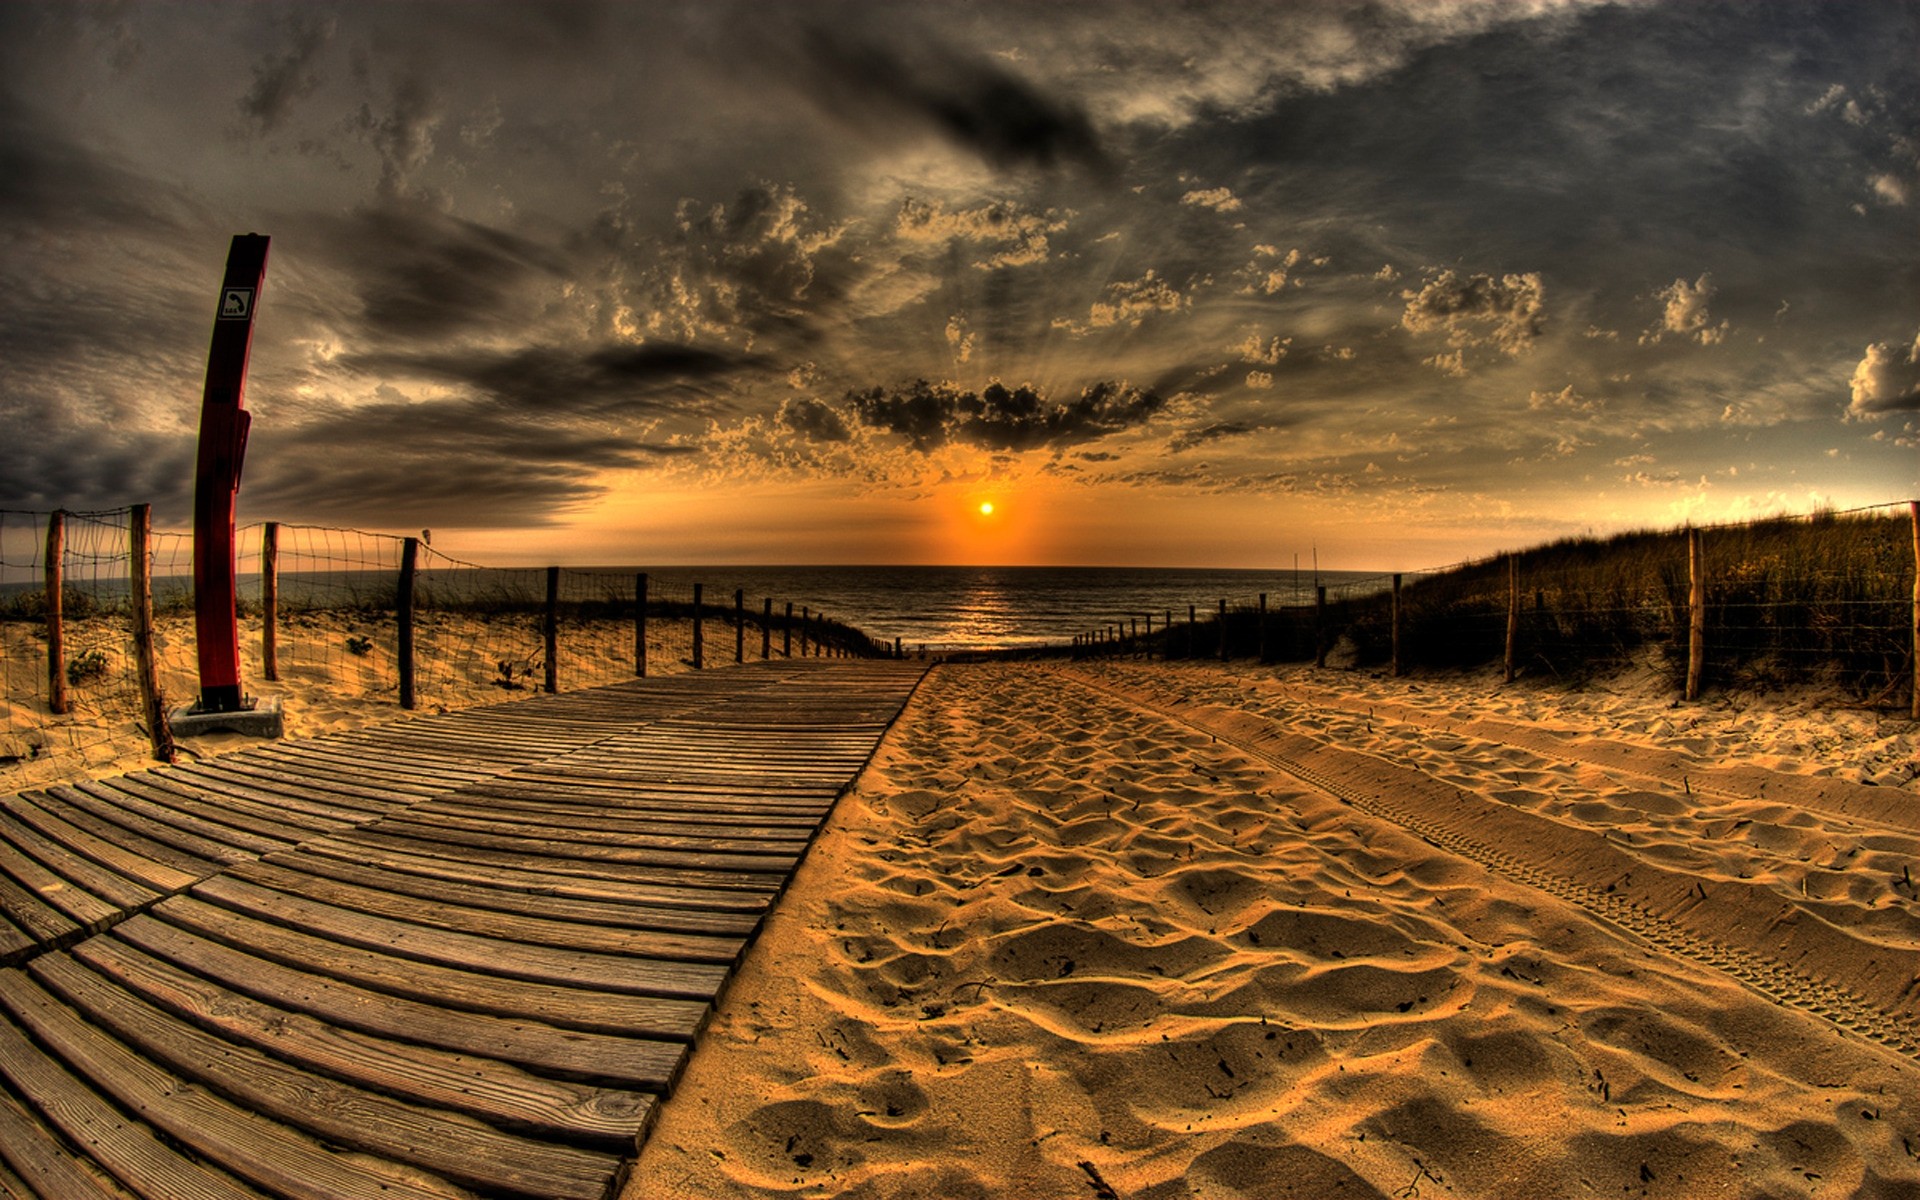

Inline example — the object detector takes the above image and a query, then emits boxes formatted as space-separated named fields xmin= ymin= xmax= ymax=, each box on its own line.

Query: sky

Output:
xmin=1 ymin=0 xmax=1916 ymax=569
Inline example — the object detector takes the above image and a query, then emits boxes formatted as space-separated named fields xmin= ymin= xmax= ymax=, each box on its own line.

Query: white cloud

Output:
xmin=893 ymin=198 xmax=1070 ymax=269
xmin=1643 ymin=273 xmax=1729 ymax=346
xmin=1401 ymin=270 xmax=1545 ymax=368
xmin=1240 ymin=245 xmax=1305 ymax=295
xmin=1846 ymin=330 xmax=1920 ymax=417
xmin=1235 ymin=331 xmax=1290 ymax=364
xmin=1054 ymin=269 xmax=1190 ymax=334
xmin=946 ymin=313 xmax=976 ymax=363
xmin=1181 ymin=186 xmax=1243 ymax=213
xmin=1245 ymin=370 xmax=1273 ymax=389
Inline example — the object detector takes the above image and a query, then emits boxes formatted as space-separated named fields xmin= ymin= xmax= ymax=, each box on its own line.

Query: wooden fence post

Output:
xmin=1314 ymin=586 xmax=1327 ymax=668
xmin=1218 ymin=598 xmax=1228 ymax=661
xmin=261 ymin=521 xmax=279 ymax=681
xmin=894 ymin=636 xmax=902 ymax=659
xmin=397 ymin=536 xmax=418 ymax=710
xmin=45 ymin=509 xmax=66 ymax=715
xmin=1504 ymin=554 xmax=1519 ymax=684
xmin=692 ymin=583 xmax=705 ymax=669
xmin=762 ymin=598 xmax=772 ymax=659
xmin=544 ymin=566 xmax=561 ymax=693
xmin=800 ymin=606 xmax=810 ymax=657
xmin=635 ymin=572 xmax=648 ymax=678
xmin=129 ymin=505 xmax=175 ymax=764
xmin=784 ymin=601 xmax=794 ymax=657
xmin=1144 ymin=612 xmax=1154 ymax=659
xmin=1391 ymin=573 xmax=1403 ymax=678
xmin=1910 ymin=500 xmax=1918 ymax=720
xmin=1686 ymin=527 xmax=1706 ymax=701
xmin=734 ymin=588 xmax=745 ymax=664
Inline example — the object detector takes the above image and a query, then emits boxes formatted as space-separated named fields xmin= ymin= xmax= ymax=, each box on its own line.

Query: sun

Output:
xmin=978 ymin=501 xmax=995 ymax=516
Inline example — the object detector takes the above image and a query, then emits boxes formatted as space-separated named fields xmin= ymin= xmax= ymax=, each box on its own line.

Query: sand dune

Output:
xmin=627 ymin=661 xmax=1920 ymax=1199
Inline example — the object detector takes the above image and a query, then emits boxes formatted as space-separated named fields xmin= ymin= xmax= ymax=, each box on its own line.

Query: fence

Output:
xmin=0 ymin=508 xmax=890 ymax=785
xmin=1071 ymin=501 xmax=1920 ymax=716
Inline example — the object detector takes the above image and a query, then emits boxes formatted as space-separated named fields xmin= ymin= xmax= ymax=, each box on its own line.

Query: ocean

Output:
xmin=617 ymin=565 xmax=1392 ymax=651
xmin=4 ymin=562 xmax=1393 ymax=653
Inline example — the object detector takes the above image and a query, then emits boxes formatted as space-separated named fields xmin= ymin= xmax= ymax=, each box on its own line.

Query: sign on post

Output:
xmin=191 ymin=234 xmax=269 ymax=713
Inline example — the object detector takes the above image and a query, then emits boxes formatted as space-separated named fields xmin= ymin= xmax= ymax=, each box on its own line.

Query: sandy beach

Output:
xmin=627 ymin=659 xmax=1920 ymax=1199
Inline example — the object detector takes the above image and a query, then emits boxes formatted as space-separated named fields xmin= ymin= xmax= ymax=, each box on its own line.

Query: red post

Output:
xmin=192 ymin=234 xmax=269 ymax=713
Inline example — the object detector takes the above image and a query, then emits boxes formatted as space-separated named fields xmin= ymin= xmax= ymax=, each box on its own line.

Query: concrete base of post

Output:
xmin=169 ymin=695 xmax=285 ymax=740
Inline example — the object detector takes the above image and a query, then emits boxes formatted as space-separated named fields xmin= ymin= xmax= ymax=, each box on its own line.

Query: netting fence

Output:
xmin=1 ymin=510 xmax=888 ymax=785
xmin=1074 ymin=501 xmax=1920 ymax=712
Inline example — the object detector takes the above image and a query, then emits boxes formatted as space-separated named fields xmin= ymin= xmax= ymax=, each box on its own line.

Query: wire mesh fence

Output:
xmin=0 ymin=509 xmax=889 ymax=788
xmin=1073 ymin=501 xmax=1918 ymax=712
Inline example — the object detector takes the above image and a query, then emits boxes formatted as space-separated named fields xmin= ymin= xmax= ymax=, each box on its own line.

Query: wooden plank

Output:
xmin=259 ymin=847 xmax=763 ymax=936
xmin=287 ymin=838 xmax=765 ymax=932
xmin=0 ymin=816 xmax=159 ymax=914
xmin=0 ymin=874 xmax=79 ymax=949
xmin=365 ymin=815 xmax=803 ymax=871
xmin=0 ymin=988 xmax=272 ymax=1200
xmin=30 ymin=954 xmax=623 ymax=1200
xmin=34 ymin=785 xmax=247 ymax=872
xmin=167 ymin=757 xmax=428 ymax=807
xmin=4 ymin=792 xmax=212 ymax=887
xmin=336 ymin=829 xmax=787 ymax=896
xmin=192 ymin=875 xmax=731 ymax=999
xmin=82 ymin=775 xmax=310 ymax=849
xmin=114 ymin=916 xmax=684 ymax=1087
xmin=0 ymin=970 xmax=471 ymax=1200
xmin=151 ymin=762 xmax=389 ymax=824
xmin=412 ymin=796 xmax=821 ymax=837
xmin=229 ymin=858 xmax=747 ymax=963
xmin=69 ymin=935 xmax=653 ymax=1149
xmin=0 ymin=1073 xmax=187 ymax=1200
xmin=0 ymin=918 xmax=31 ymax=964
xmin=155 ymin=896 xmax=710 ymax=1038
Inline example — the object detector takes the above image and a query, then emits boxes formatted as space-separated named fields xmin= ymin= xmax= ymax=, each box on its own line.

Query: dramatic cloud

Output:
xmin=1180 ymin=186 xmax=1242 ymax=213
xmin=792 ymin=23 xmax=1109 ymax=174
xmin=894 ymin=198 xmax=1068 ymax=270
xmin=1055 ymin=271 xmax=1190 ymax=335
xmin=844 ymin=379 xmax=1164 ymax=451
xmin=343 ymin=342 xmax=752 ymax=416
xmin=778 ymin=396 xmax=851 ymax=443
xmin=1847 ymin=331 xmax=1920 ymax=418
xmin=1400 ymin=270 xmax=1545 ymax=369
xmin=238 ymin=10 xmax=335 ymax=131
xmin=328 ymin=204 xmax=569 ymax=343
xmin=1644 ymin=274 xmax=1729 ymax=346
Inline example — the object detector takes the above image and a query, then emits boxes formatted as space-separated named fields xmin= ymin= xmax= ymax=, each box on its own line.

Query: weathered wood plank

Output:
xmin=0 ymin=816 xmax=158 ymax=914
xmin=30 ymin=954 xmax=623 ymax=1200
xmin=155 ymin=896 xmax=710 ymax=1037
xmin=70 ymin=934 xmax=653 ymax=1149
xmin=0 ymin=982 xmax=275 ymax=1200
xmin=230 ymin=858 xmax=747 ymax=963
xmin=4 ymin=791 xmax=208 ymax=892
xmin=193 ymin=875 xmax=731 ymax=999
xmin=287 ymin=838 xmax=766 ymax=932
xmin=0 ymin=1070 xmax=186 ymax=1200
xmin=335 ymin=829 xmax=787 ymax=896
xmin=114 ymin=916 xmax=685 ymax=1087
xmin=82 ymin=775 xmax=310 ymax=849
xmin=0 ymin=969 xmax=471 ymax=1200
xmin=363 ymin=816 xmax=802 ymax=873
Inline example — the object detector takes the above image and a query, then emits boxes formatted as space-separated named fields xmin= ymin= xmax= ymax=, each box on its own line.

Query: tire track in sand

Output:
xmin=1064 ymin=667 xmax=1920 ymax=1064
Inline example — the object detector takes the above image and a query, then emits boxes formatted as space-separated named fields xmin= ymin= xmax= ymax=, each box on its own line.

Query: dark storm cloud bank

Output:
xmin=837 ymin=379 xmax=1163 ymax=452
xmin=776 ymin=20 xmax=1110 ymax=175
xmin=322 ymin=204 xmax=571 ymax=343
xmin=247 ymin=396 xmax=697 ymax=527
xmin=344 ymin=342 xmax=753 ymax=417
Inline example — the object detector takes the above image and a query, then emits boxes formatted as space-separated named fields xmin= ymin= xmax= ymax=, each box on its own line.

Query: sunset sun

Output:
xmin=978 ymin=501 xmax=994 ymax=516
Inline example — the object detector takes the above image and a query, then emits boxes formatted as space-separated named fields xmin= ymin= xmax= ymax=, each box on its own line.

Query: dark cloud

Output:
xmin=844 ymin=379 xmax=1162 ymax=451
xmin=1167 ymin=421 xmax=1255 ymax=453
xmin=324 ymin=204 xmax=569 ymax=342
xmin=0 ymin=92 xmax=194 ymax=233
xmin=0 ymin=410 xmax=195 ymax=515
xmin=238 ymin=10 xmax=335 ymax=131
xmin=247 ymin=396 xmax=697 ymax=526
xmin=344 ymin=341 xmax=752 ymax=416
xmin=791 ymin=23 xmax=1110 ymax=175
xmin=779 ymin=396 xmax=851 ymax=442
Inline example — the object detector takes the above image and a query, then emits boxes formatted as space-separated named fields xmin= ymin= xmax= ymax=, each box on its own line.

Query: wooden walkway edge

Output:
xmin=0 ymin=659 xmax=927 ymax=1200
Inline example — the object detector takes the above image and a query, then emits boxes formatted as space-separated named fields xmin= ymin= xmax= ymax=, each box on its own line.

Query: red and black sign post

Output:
xmin=191 ymin=234 xmax=269 ymax=714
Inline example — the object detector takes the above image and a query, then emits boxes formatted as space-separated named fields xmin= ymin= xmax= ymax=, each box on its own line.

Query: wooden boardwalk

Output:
xmin=0 ymin=659 xmax=927 ymax=1199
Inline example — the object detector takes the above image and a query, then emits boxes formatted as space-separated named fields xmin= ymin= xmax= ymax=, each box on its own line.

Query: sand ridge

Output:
xmin=626 ymin=661 xmax=1920 ymax=1199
